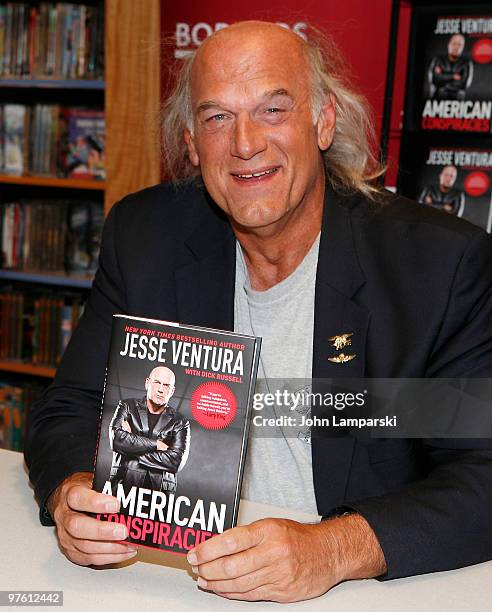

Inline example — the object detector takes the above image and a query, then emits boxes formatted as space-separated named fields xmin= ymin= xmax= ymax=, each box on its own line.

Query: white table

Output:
xmin=1 ymin=449 xmax=491 ymax=611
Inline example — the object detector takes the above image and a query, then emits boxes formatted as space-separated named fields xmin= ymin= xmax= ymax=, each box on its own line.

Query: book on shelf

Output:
xmin=63 ymin=108 xmax=105 ymax=180
xmin=66 ymin=200 xmax=103 ymax=272
xmin=92 ymin=314 xmax=261 ymax=555
xmin=0 ymin=287 xmax=85 ymax=366
xmin=0 ymin=380 xmax=46 ymax=451
xmin=0 ymin=104 xmax=105 ymax=179
xmin=0 ymin=198 xmax=103 ymax=272
xmin=2 ymin=103 xmax=27 ymax=175
xmin=0 ymin=2 xmax=104 ymax=80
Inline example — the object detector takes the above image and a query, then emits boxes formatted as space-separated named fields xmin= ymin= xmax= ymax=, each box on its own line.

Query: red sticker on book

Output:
xmin=472 ymin=39 xmax=492 ymax=64
xmin=191 ymin=382 xmax=237 ymax=430
xmin=464 ymin=171 xmax=490 ymax=197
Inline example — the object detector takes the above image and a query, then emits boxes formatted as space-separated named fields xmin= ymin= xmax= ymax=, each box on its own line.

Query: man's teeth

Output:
xmin=236 ymin=168 xmax=278 ymax=179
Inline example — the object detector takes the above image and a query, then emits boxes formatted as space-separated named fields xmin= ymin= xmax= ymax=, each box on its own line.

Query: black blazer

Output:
xmin=25 ymin=179 xmax=492 ymax=580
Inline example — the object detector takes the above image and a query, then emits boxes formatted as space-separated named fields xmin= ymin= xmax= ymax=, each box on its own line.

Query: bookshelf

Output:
xmin=0 ymin=174 xmax=106 ymax=190
xmin=0 ymin=269 xmax=93 ymax=288
xmin=0 ymin=0 xmax=161 ymax=211
xmin=0 ymin=0 xmax=162 ymax=417
xmin=0 ymin=361 xmax=56 ymax=378
xmin=0 ymin=78 xmax=105 ymax=90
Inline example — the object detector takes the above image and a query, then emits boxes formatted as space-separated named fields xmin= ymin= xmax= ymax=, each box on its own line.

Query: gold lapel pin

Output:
xmin=328 ymin=332 xmax=353 ymax=351
xmin=328 ymin=352 xmax=356 ymax=364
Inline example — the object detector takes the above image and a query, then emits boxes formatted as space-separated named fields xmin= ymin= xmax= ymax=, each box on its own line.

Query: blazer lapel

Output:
xmin=312 ymin=186 xmax=371 ymax=514
xmin=174 ymin=200 xmax=236 ymax=332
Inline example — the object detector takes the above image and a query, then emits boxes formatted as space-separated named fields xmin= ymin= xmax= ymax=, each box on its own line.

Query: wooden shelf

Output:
xmin=0 ymin=360 xmax=56 ymax=378
xmin=0 ymin=175 xmax=106 ymax=190
xmin=0 ymin=269 xmax=93 ymax=288
xmin=0 ymin=78 xmax=105 ymax=90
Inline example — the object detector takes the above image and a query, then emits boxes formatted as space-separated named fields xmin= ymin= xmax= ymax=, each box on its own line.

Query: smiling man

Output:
xmin=25 ymin=21 xmax=492 ymax=602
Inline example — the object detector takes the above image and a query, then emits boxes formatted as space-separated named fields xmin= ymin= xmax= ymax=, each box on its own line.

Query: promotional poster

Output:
xmin=405 ymin=6 xmax=492 ymax=133
xmin=92 ymin=314 xmax=260 ymax=555
xmin=399 ymin=134 xmax=492 ymax=232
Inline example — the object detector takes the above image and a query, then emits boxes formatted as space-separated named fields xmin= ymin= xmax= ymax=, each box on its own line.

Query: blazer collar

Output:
xmin=174 ymin=182 xmax=368 ymax=334
xmin=317 ymin=182 xmax=366 ymax=299
xmin=174 ymin=191 xmax=236 ymax=330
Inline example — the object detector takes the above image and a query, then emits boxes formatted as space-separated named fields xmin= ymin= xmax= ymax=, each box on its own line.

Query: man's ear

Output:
xmin=145 ymin=378 xmax=149 ymax=392
xmin=316 ymin=93 xmax=336 ymax=151
xmin=184 ymin=128 xmax=200 ymax=167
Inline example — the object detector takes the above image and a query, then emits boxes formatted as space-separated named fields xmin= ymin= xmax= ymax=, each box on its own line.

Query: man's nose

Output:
xmin=230 ymin=113 xmax=267 ymax=160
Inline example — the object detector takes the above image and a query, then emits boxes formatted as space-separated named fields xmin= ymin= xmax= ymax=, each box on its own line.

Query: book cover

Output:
xmin=399 ymin=132 xmax=492 ymax=232
xmin=63 ymin=109 xmax=105 ymax=180
xmin=65 ymin=200 xmax=91 ymax=271
xmin=4 ymin=104 xmax=26 ymax=175
xmin=93 ymin=314 xmax=260 ymax=555
xmin=87 ymin=201 xmax=103 ymax=273
xmin=405 ymin=5 xmax=492 ymax=134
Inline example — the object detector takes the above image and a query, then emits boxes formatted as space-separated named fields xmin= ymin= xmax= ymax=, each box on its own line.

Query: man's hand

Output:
xmin=453 ymin=73 xmax=462 ymax=81
xmin=47 ymin=472 xmax=137 ymax=567
xmin=187 ymin=514 xmax=387 ymax=603
xmin=122 ymin=420 xmax=131 ymax=433
xmin=434 ymin=65 xmax=442 ymax=74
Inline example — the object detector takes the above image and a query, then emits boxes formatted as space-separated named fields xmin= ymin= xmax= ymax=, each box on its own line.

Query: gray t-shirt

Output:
xmin=235 ymin=235 xmax=320 ymax=515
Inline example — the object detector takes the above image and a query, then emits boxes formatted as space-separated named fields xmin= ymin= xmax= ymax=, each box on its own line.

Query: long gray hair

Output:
xmin=161 ymin=24 xmax=386 ymax=199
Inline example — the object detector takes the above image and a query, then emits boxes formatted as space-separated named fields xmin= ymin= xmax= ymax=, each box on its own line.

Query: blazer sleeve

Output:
xmin=24 ymin=202 xmax=127 ymax=526
xmin=346 ymin=231 xmax=492 ymax=579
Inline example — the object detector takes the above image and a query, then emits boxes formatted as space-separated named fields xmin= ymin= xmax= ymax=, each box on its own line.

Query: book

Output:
xmin=0 ymin=198 xmax=102 ymax=272
xmin=3 ymin=104 xmax=26 ymax=175
xmin=0 ymin=380 xmax=45 ymax=452
xmin=399 ymin=132 xmax=492 ymax=232
xmin=65 ymin=200 xmax=91 ymax=271
xmin=0 ymin=2 xmax=103 ymax=80
xmin=92 ymin=314 xmax=261 ymax=555
xmin=0 ymin=285 xmax=85 ymax=365
xmin=405 ymin=5 xmax=492 ymax=134
xmin=0 ymin=103 xmax=104 ymax=178
xmin=63 ymin=109 xmax=105 ymax=180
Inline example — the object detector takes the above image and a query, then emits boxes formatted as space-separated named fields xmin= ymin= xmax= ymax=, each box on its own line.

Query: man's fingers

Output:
xmin=212 ymin=586 xmax=279 ymax=603
xmin=196 ymin=545 xmax=270 ymax=581
xmin=66 ymin=484 xmax=120 ymax=514
xmin=64 ymin=513 xmax=128 ymax=541
xmin=198 ymin=565 xmax=273 ymax=595
xmin=188 ymin=522 xmax=264 ymax=565
xmin=71 ymin=538 xmax=137 ymax=556
xmin=68 ymin=549 xmax=138 ymax=567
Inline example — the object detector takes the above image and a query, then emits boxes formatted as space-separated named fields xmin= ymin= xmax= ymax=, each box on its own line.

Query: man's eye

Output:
xmin=266 ymin=107 xmax=282 ymax=114
xmin=206 ymin=113 xmax=227 ymax=122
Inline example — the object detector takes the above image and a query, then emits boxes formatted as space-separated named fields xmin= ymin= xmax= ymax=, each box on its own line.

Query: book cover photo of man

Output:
xmin=109 ymin=366 xmax=191 ymax=494
xmin=419 ymin=164 xmax=465 ymax=216
xmin=428 ymin=33 xmax=473 ymax=100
